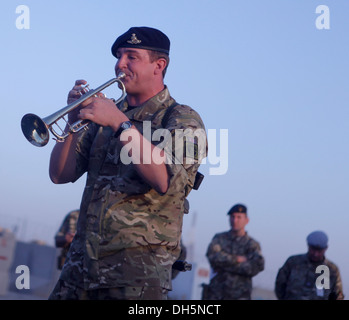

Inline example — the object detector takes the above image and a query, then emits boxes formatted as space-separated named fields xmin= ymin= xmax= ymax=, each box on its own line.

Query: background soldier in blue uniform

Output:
xmin=275 ymin=230 xmax=344 ymax=300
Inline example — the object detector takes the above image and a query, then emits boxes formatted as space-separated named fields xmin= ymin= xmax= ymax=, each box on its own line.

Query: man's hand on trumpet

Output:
xmin=67 ymin=79 xmax=128 ymax=130
xmin=66 ymin=79 xmax=89 ymax=124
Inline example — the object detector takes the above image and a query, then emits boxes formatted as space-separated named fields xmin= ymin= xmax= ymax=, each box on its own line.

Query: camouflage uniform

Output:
xmin=275 ymin=254 xmax=344 ymax=300
xmin=55 ymin=210 xmax=79 ymax=270
xmin=203 ymin=231 xmax=264 ymax=300
xmin=49 ymin=87 xmax=206 ymax=299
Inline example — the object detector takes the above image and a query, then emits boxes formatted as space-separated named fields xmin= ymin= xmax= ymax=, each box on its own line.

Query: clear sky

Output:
xmin=1 ymin=0 xmax=349 ymax=298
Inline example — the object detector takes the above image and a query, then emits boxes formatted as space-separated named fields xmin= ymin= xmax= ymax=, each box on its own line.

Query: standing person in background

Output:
xmin=203 ymin=204 xmax=265 ymax=300
xmin=55 ymin=210 xmax=79 ymax=270
xmin=275 ymin=230 xmax=344 ymax=300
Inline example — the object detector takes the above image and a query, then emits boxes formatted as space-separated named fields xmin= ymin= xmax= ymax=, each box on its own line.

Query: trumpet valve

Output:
xmin=78 ymin=84 xmax=90 ymax=96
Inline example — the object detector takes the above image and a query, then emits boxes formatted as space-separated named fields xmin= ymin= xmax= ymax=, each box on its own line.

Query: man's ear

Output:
xmin=154 ymin=58 xmax=167 ymax=75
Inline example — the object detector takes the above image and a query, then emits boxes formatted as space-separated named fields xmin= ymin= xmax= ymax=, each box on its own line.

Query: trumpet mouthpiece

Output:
xmin=117 ymin=72 xmax=126 ymax=80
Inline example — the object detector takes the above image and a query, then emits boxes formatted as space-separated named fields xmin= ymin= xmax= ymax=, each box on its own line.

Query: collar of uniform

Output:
xmin=306 ymin=253 xmax=327 ymax=265
xmin=229 ymin=230 xmax=248 ymax=240
xmin=122 ymin=86 xmax=172 ymax=122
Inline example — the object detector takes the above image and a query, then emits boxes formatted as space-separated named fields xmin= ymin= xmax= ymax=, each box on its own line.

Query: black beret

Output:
xmin=228 ymin=204 xmax=247 ymax=215
xmin=111 ymin=26 xmax=170 ymax=57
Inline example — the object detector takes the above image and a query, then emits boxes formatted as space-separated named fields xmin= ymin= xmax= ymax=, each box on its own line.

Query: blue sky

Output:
xmin=1 ymin=0 xmax=349 ymax=297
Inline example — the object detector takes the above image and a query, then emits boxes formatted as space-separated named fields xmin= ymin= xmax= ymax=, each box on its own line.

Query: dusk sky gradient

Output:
xmin=1 ymin=0 xmax=349 ymax=297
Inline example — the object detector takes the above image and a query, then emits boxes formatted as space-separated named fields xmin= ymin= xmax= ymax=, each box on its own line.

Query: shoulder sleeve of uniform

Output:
xmin=160 ymin=104 xmax=207 ymax=198
xmin=206 ymin=232 xmax=227 ymax=258
xmin=165 ymin=104 xmax=207 ymax=167
xmin=165 ymin=104 xmax=206 ymax=131
xmin=325 ymin=259 xmax=341 ymax=275
xmin=283 ymin=254 xmax=304 ymax=267
xmin=246 ymin=235 xmax=261 ymax=247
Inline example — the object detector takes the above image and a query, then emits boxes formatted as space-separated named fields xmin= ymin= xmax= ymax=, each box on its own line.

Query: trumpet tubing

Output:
xmin=21 ymin=72 xmax=126 ymax=147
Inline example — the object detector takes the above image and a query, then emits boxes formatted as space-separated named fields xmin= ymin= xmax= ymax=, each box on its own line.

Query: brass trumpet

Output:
xmin=21 ymin=72 xmax=126 ymax=147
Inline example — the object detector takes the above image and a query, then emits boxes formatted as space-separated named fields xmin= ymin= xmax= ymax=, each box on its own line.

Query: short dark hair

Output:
xmin=148 ymin=50 xmax=170 ymax=78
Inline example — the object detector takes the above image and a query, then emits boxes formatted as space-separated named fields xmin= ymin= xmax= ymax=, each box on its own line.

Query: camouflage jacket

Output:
xmin=59 ymin=87 xmax=207 ymax=290
xmin=205 ymin=231 xmax=265 ymax=299
xmin=275 ymin=253 xmax=344 ymax=300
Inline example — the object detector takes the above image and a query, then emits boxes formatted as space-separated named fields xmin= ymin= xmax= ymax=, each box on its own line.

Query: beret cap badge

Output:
xmin=227 ymin=203 xmax=247 ymax=215
xmin=127 ymin=33 xmax=142 ymax=45
xmin=111 ymin=27 xmax=170 ymax=57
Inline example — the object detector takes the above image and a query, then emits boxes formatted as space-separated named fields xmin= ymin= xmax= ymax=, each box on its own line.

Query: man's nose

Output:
xmin=115 ymin=56 xmax=127 ymax=70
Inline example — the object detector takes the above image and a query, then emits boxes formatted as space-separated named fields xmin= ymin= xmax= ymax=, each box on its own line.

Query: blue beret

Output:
xmin=111 ymin=26 xmax=170 ymax=57
xmin=228 ymin=204 xmax=247 ymax=215
xmin=307 ymin=231 xmax=328 ymax=249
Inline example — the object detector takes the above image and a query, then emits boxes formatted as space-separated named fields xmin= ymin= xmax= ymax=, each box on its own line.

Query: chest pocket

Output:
xmin=94 ymin=129 xmax=123 ymax=177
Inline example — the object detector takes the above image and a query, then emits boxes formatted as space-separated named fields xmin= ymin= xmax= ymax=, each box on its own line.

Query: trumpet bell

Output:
xmin=21 ymin=113 xmax=49 ymax=147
